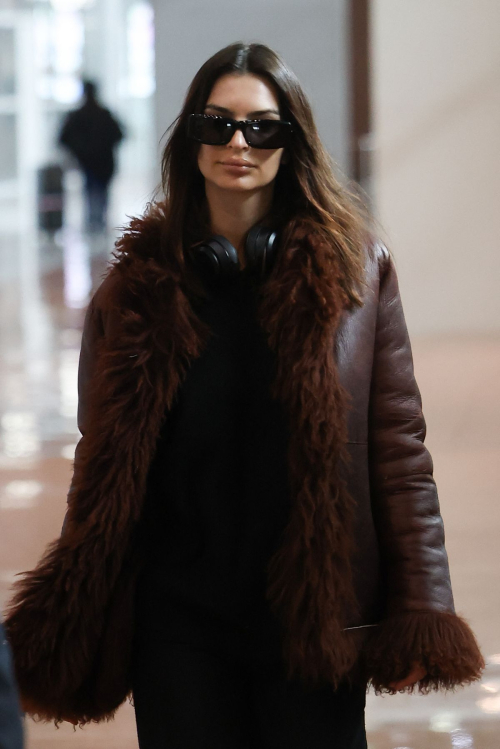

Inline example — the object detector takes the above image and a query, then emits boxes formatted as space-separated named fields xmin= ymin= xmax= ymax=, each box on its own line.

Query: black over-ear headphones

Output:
xmin=188 ymin=225 xmax=278 ymax=280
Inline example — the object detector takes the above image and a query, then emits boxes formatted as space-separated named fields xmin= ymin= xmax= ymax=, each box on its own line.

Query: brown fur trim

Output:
xmin=5 ymin=204 xmax=210 ymax=723
xmin=259 ymin=223 xmax=359 ymax=686
xmin=364 ymin=611 xmax=485 ymax=693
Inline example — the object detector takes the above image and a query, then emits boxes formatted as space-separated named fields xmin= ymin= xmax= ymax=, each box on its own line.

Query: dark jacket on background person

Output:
xmin=4 ymin=204 xmax=484 ymax=725
xmin=0 ymin=623 xmax=23 ymax=749
xmin=59 ymin=99 xmax=124 ymax=184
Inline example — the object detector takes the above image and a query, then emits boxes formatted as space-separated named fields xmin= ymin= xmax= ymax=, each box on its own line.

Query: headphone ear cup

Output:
xmin=245 ymin=225 xmax=278 ymax=275
xmin=188 ymin=235 xmax=240 ymax=279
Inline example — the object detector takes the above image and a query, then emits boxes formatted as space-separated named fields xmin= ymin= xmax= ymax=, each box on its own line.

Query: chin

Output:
xmin=213 ymin=176 xmax=262 ymax=192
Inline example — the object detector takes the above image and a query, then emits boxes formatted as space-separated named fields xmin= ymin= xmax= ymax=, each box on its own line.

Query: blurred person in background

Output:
xmin=0 ymin=623 xmax=23 ymax=749
xmin=59 ymin=80 xmax=124 ymax=232
xmin=5 ymin=43 xmax=484 ymax=749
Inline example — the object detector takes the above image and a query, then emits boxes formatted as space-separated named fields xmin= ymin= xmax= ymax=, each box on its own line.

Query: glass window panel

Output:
xmin=0 ymin=115 xmax=17 ymax=180
xmin=127 ymin=2 xmax=155 ymax=98
xmin=0 ymin=29 xmax=16 ymax=95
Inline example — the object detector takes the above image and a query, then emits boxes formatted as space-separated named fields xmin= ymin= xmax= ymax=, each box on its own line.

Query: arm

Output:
xmin=62 ymin=296 xmax=105 ymax=534
xmin=58 ymin=112 xmax=79 ymax=153
xmin=106 ymin=110 xmax=125 ymax=146
xmin=76 ymin=296 xmax=105 ymax=437
xmin=364 ymin=249 xmax=484 ymax=692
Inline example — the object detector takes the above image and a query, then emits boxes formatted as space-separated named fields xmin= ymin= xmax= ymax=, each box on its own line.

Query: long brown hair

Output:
xmin=159 ymin=42 xmax=370 ymax=305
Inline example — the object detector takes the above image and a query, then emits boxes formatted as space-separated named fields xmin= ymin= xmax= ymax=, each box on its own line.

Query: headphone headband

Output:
xmin=188 ymin=225 xmax=278 ymax=280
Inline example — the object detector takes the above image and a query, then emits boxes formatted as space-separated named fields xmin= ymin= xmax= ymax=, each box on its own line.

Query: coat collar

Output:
xmin=109 ymin=203 xmax=361 ymax=683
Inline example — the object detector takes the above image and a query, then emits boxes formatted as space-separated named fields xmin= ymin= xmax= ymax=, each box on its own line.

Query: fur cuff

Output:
xmin=364 ymin=611 xmax=485 ymax=693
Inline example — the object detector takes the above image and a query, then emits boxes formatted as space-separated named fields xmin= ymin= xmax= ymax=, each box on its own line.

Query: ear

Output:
xmin=280 ymin=150 xmax=290 ymax=165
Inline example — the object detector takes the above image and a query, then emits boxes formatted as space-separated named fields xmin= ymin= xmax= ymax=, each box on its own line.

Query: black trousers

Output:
xmin=132 ymin=640 xmax=367 ymax=749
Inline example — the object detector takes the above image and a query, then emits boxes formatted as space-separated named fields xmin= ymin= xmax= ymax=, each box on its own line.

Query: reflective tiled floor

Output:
xmin=0 ymin=191 xmax=499 ymax=748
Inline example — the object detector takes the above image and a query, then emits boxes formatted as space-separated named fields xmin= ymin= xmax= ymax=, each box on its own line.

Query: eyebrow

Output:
xmin=204 ymin=104 xmax=281 ymax=118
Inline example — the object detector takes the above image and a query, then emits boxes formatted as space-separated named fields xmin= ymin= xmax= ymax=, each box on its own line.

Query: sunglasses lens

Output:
xmin=189 ymin=115 xmax=233 ymax=145
xmin=245 ymin=120 xmax=289 ymax=148
xmin=188 ymin=115 xmax=292 ymax=149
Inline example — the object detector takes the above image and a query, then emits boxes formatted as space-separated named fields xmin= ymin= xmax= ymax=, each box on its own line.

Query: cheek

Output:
xmin=197 ymin=145 xmax=214 ymax=178
xmin=197 ymin=148 xmax=206 ymax=176
xmin=258 ymin=149 xmax=284 ymax=179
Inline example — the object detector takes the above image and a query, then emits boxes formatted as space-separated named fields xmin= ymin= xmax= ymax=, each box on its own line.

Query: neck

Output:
xmin=205 ymin=182 xmax=274 ymax=267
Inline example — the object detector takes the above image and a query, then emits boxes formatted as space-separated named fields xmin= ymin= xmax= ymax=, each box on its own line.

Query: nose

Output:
xmin=228 ymin=128 xmax=249 ymax=149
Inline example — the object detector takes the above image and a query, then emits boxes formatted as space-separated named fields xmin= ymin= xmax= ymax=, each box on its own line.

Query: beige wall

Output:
xmin=372 ymin=1 xmax=500 ymax=336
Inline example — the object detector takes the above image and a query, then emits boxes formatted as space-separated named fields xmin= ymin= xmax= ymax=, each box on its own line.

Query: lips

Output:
xmin=219 ymin=160 xmax=255 ymax=168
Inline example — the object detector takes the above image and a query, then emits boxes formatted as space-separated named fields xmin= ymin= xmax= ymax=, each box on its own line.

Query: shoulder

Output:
xmin=79 ymin=269 xmax=121 ymax=345
xmin=373 ymin=242 xmax=390 ymax=265
xmin=100 ymin=106 xmax=115 ymax=121
xmin=89 ymin=202 xmax=178 ymax=323
xmin=366 ymin=237 xmax=391 ymax=269
xmin=363 ymin=238 xmax=392 ymax=290
xmin=91 ymin=267 xmax=122 ymax=315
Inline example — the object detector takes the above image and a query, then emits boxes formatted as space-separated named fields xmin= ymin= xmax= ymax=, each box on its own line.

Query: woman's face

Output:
xmin=197 ymin=73 xmax=286 ymax=194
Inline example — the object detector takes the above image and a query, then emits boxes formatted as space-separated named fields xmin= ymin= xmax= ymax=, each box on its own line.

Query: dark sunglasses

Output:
xmin=187 ymin=113 xmax=293 ymax=149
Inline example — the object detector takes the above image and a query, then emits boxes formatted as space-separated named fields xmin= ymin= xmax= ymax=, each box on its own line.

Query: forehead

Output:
xmin=205 ymin=73 xmax=280 ymax=115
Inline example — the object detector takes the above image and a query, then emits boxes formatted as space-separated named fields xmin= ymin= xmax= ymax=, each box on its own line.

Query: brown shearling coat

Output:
xmin=5 ymin=205 xmax=484 ymax=724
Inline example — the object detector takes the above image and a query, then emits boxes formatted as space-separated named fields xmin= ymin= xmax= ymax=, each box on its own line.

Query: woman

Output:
xmin=5 ymin=43 xmax=484 ymax=748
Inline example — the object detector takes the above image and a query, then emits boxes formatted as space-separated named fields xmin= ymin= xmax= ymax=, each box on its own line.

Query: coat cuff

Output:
xmin=363 ymin=611 xmax=485 ymax=693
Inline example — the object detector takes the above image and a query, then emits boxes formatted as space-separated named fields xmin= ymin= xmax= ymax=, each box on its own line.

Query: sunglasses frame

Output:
xmin=187 ymin=113 xmax=293 ymax=149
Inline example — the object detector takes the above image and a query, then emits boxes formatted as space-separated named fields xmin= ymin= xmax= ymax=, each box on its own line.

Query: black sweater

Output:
xmin=136 ymin=270 xmax=291 ymax=655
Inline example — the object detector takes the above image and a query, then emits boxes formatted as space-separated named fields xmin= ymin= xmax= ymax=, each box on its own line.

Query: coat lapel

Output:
xmin=258 ymin=223 xmax=360 ymax=684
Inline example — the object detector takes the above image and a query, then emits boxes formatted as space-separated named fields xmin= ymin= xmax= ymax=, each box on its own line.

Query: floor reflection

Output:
xmin=0 ymin=192 xmax=499 ymax=748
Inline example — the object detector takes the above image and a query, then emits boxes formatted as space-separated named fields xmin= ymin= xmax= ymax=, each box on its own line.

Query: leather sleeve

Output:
xmin=62 ymin=296 xmax=105 ymax=529
xmin=368 ymin=250 xmax=455 ymax=615
xmin=76 ymin=296 xmax=105 ymax=438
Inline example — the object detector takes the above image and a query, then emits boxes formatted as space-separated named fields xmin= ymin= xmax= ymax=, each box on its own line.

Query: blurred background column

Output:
xmin=0 ymin=3 xmax=40 ymax=233
xmin=349 ymin=0 xmax=372 ymax=194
